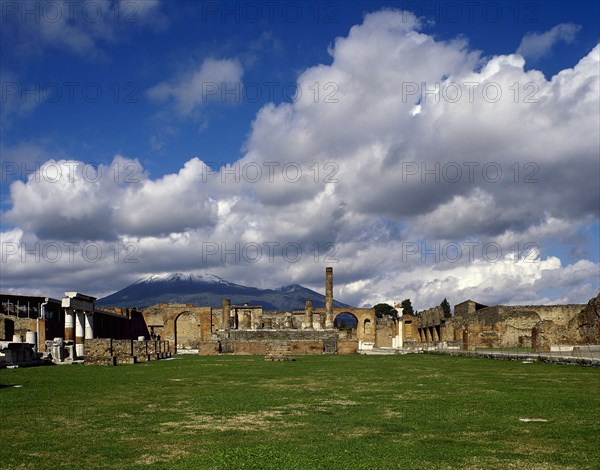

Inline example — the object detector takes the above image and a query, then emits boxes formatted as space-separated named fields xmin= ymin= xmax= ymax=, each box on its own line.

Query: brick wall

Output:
xmin=289 ymin=341 xmax=323 ymax=354
xmin=337 ymin=340 xmax=358 ymax=354
xmin=232 ymin=341 xmax=268 ymax=355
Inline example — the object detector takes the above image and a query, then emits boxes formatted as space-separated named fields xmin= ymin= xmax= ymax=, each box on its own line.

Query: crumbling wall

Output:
xmin=375 ymin=320 xmax=393 ymax=348
xmin=448 ymin=302 xmax=587 ymax=349
xmin=531 ymin=294 xmax=600 ymax=350
xmin=570 ymin=293 xmax=600 ymax=344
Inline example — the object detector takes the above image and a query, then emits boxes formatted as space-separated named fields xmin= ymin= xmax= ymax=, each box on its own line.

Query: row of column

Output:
xmin=418 ymin=325 xmax=442 ymax=342
xmin=64 ymin=308 xmax=94 ymax=358
xmin=220 ymin=267 xmax=336 ymax=331
xmin=220 ymin=299 xmax=264 ymax=330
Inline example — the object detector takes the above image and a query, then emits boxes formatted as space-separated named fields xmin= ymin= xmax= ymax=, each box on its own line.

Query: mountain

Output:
xmin=97 ymin=272 xmax=354 ymax=311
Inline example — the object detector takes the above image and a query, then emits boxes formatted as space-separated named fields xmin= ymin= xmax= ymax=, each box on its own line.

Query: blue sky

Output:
xmin=1 ymin=0 xmax=599 ymax=309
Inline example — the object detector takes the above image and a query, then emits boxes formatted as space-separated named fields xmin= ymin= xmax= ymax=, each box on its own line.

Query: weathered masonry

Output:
xmin=0 ymin=292 xmax=170 ymax=366
xmin=396 ymin=295 xmax=599 ymax=354
xmin=138 ymin=267 xmax=405 ymax=355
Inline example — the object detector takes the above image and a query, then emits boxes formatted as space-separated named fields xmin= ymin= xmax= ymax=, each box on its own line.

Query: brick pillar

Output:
xmin=222 ymin=299 xmax=230 ymax=330
xmin=303 ymin=300 xmax=313 ymax=329
xmin=64 ymin=308 xmax=75 ymax=341
xmin=325 ymin=267 xmax=334 ymax=328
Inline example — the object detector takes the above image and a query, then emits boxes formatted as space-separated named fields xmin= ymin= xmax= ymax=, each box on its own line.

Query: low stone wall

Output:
xmin=198 ymin=341 xmax=220 ymax=356
xmin=112 ymin=339 xmax=133 ymax=357
xmin=85 ymin=338 xmax=112 ymax=357
xmin=290 ymin=341 xmax=324 ymax=354
xmin=426 ymin=349 xmax=599 ymax=367
xmin=84 ymin=338 xmax=171 ymax=365
xmin=211 ymin=328 xmax=341 ymax=356
xmin=337 ymin=340 xmax=358 ymax=354
xmin=223 ymin=329 xmax=338 ymax=342
xmin=231 ymin=341 xmax=268 ymax=355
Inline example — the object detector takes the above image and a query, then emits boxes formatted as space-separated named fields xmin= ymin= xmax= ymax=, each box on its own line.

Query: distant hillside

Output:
xmin=97 ymin=272 xmax=354 ymax=311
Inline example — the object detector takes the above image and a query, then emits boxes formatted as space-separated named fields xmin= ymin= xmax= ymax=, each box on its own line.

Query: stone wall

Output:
xmin=375 ymin=321 xmax=393 ymax=348
xmin=84 ymin=338 xmax=171 ymax=365
xmin=230 ymin=341 xmax=268 ymax=355
xmin=140 ymin=304 xmax=213 ymax=353
xmin=213 ymin=329 xmax=340 ymax=356
xmin=449 ymin=302 xmax=588 ymax=350
xmin=337 ymin=340 xmax=358 ymax=354
xmin=569 ymin=294 xmax=600 ymax=344
xmin=85 ymin=338 xmax=112 ymax=356
xmin=290 ymin=341 xmax=325 ymax=354
xmin=531 ymin=294 xmax=600 ymax=351
xmin=198 ymin=341 xmax=220 ymax=355
xmin=222 ymin=329 xmax=338 ymax=342
xmin=112 ymin=339 xmax=133 ymax=356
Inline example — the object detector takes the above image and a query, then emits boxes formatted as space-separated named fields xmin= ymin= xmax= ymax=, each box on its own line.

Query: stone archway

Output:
xmin=173 ymin=311 xmax=201 ymax=353
xmin=313 ymin=307 xmax=376 ymax=343
xmin=160 ymin=306 xmax=213 ymax=354
xmin=334 ymin=312 xmax=358 ymax=340
xmin=334 ymin=312 xmax=358 ymax=329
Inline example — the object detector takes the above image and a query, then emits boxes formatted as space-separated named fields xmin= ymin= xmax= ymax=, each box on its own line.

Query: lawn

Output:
xmin=1 ymin=354 xmax=598 ymax=469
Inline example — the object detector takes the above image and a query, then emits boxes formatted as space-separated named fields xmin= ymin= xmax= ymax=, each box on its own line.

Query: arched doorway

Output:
xmin=334 ymin=312 xmax=358 ymax=339
xmin=174 ymin=311 xmax=201 ymax=354
xmin=334 ymin=312 xmax=358 ymax=329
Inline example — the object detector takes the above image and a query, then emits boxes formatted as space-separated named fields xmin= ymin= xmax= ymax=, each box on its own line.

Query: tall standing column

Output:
xmin=325 ymin=267 xmax=334 ymax=328
xmin=85 ymin=314 xmax=94 ymax=340
xmin=75 ymin=312 xmax=85 ymax=358
xmin=222 ymin=299 xmax=231 ymax=329
xmin=303 ymin=300 xmax=313 ymax=329
xmin=64 ymin=308 xmax=75 ymax=341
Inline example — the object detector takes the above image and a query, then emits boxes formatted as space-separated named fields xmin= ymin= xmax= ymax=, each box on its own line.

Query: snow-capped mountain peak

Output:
xmin=275 ymin=284 xmax=304 ymax=293
xmin=134 ymin=272 xmax=226 ymax=284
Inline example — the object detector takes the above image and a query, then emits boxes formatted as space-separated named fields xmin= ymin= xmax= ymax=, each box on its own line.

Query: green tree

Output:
xmin=400 ymin=299 xmax=414 ymax=316
xmin=373 ymin=303 xmax=394 ymax=318
xmin=441 ymin=298 xmax=451 ymax=318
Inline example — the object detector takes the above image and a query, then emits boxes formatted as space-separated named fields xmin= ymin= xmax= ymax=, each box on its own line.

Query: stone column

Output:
xmin=85 ymin=314 xmax=94 ymax=340
xmin=222 ymin=299 xmax=230 ymax=330
xmin=75 ymin=312 xmax=85 ymax=358
xmin=303 ymin=300 xmax=313 ymax=329
xmin=325 ymin=267 xmax=334 ymax=328
xmin=64 ymin=308 xmax=75 ymax=341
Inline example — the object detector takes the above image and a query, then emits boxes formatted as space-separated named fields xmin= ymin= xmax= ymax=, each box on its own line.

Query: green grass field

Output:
xmin=1 ymin=354 xmax=598 ymax=469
